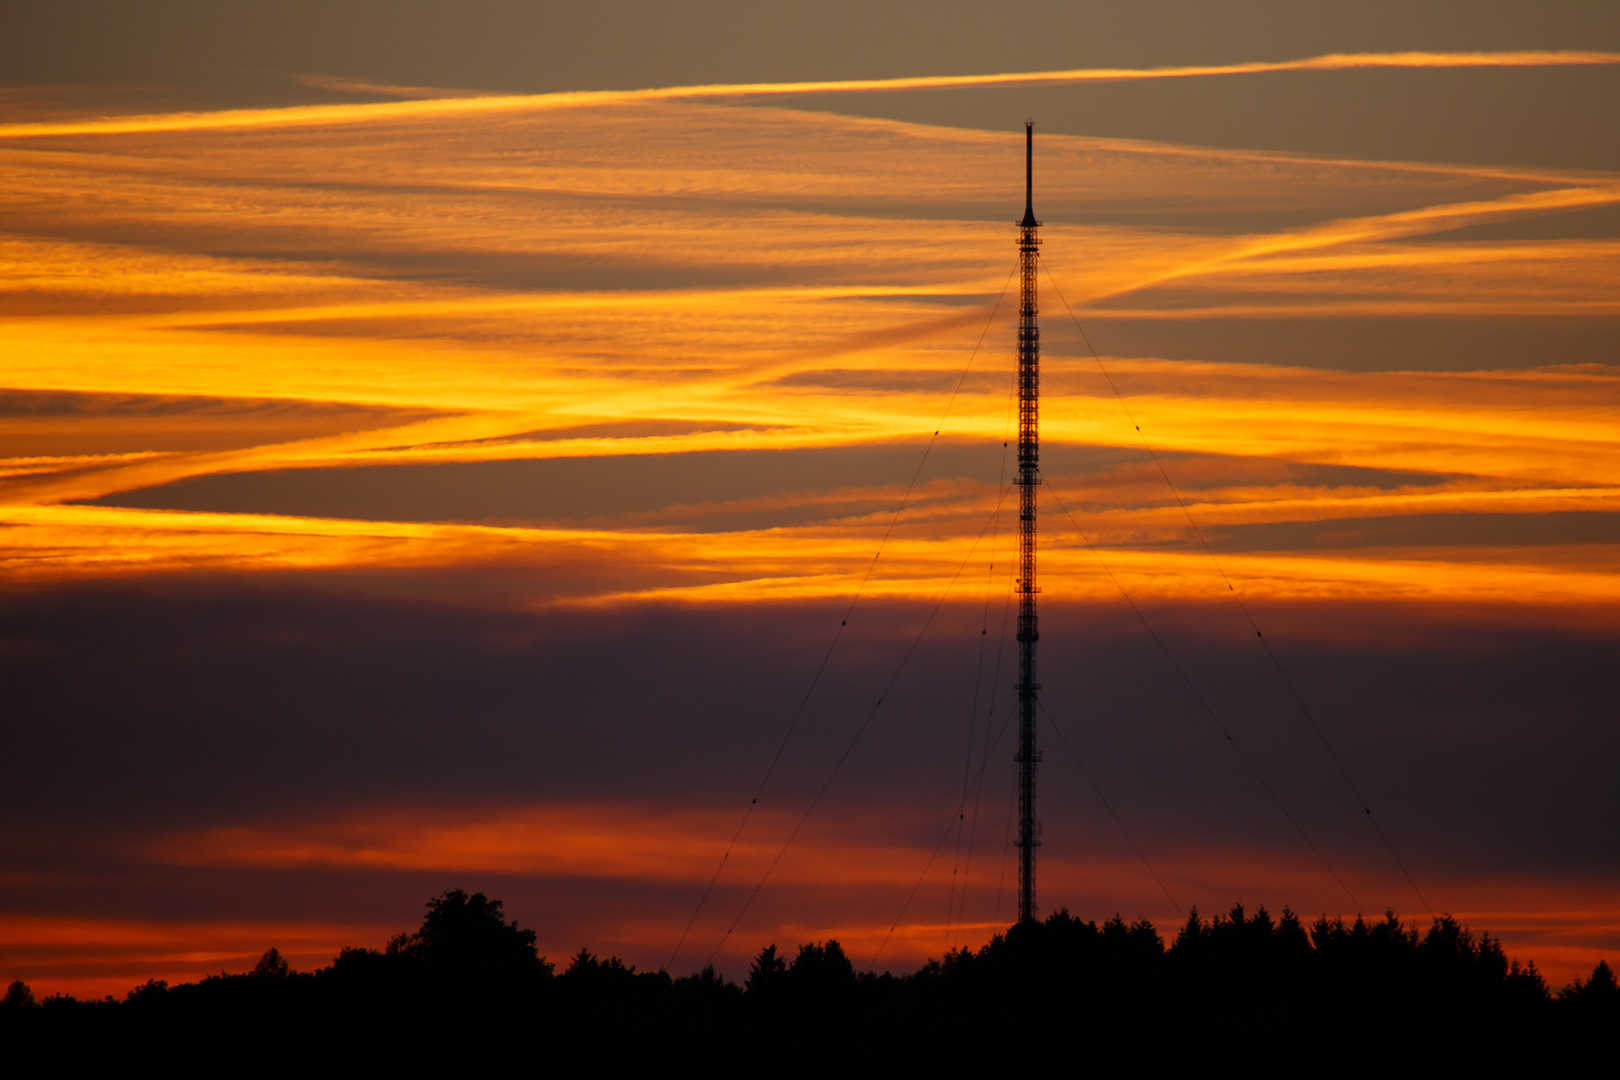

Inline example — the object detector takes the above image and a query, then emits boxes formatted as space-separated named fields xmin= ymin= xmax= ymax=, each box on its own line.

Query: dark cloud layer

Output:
xmin=1208 ymin=511 xmax=1620 ymax=551
xmin=81 ymin=443 xmax=1108 ymax=525
xmin=3 ymin=572 xmax=1615 ymax=878
xmin=1064 ymin=314 xmax=1620 ymax=374
xmin=0 ymin=388 xmax=433 ymax=458
xmin=85 ymin=444 xmax=1445 ymax=530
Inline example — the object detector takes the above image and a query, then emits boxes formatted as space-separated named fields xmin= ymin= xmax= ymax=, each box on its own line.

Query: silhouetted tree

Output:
xmin=401 ymin=889 xmax=551 ymax=986
xmin=672 ymin=964 xmax=743 ymax=1011
xmin=1560 ymin=959 xmax=1617 ymax=1003
xmin=785 ymin=939 xmax=856 ymax=1001
xmin=252 ymin=947 xmax=290 ymax=980
xmin=1559 ymin=957 xmax=1620 ymax=1029
xmin=6 ymin=888 xmax=1613 ymax=1070
xmin=125 ymin=978 xmax=168 ymax=1004
xmin=745 ymin=944 xmax=787 ymax=999
xmin=561 ymin=947 xmax=637 ymax=989
xmin=3 ymin=979 xmax=35 ymax=1009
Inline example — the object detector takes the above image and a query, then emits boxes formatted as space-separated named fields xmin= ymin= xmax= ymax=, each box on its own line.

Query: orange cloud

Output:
xmin=150 ymin=803 xmax=972 ymax=890
xmin=0 ymin=83 xmax=1615 ymax=702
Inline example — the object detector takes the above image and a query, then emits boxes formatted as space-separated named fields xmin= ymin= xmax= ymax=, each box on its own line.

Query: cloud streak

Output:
xmin=2 ymin=51 xmax=1618 ymax=139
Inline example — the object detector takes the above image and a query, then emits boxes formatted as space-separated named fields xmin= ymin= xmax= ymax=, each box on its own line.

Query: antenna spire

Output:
xmin=1014 ymin=121 xmax=1041 ymax=924
xmin=1021 ymin=120 xmax=1039 ymax=228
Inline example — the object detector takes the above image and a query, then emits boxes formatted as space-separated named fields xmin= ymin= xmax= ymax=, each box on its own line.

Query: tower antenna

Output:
xmin=1015 ymin=119 xmax=1042 ymax=923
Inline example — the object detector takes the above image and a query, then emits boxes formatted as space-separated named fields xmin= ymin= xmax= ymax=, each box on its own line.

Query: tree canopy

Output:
xmin=2 ymin=892 xmax=1614 ymax=1070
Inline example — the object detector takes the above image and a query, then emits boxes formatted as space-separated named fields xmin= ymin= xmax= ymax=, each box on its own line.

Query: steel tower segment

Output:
xmin=1015 ymin=120 xmax=1042 ymax=924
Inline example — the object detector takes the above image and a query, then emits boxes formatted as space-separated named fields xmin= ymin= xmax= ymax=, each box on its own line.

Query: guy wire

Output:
xmin=1039 ymin=701 xmax=1183 ymax=919
xmin=945 ymin=358 xmax=1021 ymax=950
xmin=1043 ymin=477 xmax=1363 ymax=913
xmin=870 ymin=702 xmax=1018 ymax=968
xmin=1039 ymin=258 xmax=1429 ymax=916
xmin=955 ymin=571 xmax=1018 ymax=949
xmin=993 ymin=785 xmax=1016 ymax=924
xmin=706 ymin=477 xmax=1020 ymax=965
xmin=666 ymin=269 xmax=1017 ymax=971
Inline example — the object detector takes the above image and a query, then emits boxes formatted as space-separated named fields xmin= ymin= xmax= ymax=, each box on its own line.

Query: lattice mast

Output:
xmin=1015 ymin=120 xmax=1042 ymax=924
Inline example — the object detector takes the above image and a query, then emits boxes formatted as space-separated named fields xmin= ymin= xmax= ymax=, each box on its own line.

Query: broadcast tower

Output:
xmin=1015 ymin=121 xmax=1042 ymax=924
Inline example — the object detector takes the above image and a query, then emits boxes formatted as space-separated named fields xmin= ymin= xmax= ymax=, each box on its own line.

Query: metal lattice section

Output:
xmin=1015 ymin=121 xmax=1043 ymax=925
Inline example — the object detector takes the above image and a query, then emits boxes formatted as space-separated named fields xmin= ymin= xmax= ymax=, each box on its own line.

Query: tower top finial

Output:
xmin=1020 ymin=120 xmax=1037 ymax=228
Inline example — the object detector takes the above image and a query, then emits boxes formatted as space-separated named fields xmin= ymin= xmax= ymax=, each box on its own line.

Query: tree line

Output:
xmin=3 ymin=889 xmax=1615 ymax=1070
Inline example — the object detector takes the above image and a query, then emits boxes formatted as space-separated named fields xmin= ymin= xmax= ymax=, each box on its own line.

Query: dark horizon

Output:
xmin=7 ymin=888 xmax=1615 ymax=1069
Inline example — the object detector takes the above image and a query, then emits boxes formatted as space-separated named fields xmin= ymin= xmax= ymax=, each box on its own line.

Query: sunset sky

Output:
xmin=3 ymin=0 xmax=1619 ymax=997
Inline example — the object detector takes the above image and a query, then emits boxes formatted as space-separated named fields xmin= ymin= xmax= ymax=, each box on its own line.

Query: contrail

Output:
xmin=1 ymin=50 xmax=1617 ymax=138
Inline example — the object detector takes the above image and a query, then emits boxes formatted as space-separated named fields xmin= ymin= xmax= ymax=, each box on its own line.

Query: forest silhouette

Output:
xmin=4 ymin=889 xmax=1615 ymax=1070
